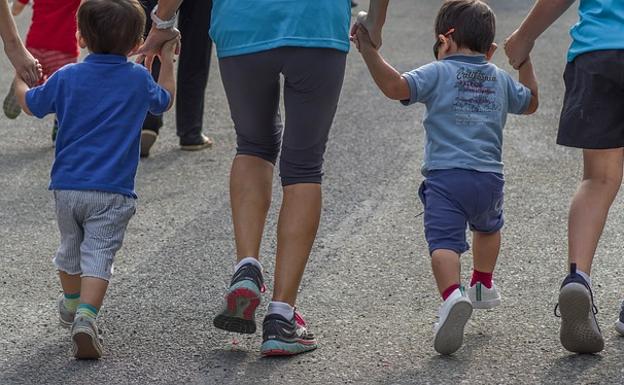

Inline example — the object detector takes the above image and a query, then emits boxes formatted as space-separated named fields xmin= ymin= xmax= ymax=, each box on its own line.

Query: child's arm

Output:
xmin=518 ymin=57 xmax=538 ymax=115
xmin=355 ymin=29 xmax=409 ymax=101
xmin=11 ymin=1 xmax=28 ymax=16
xmin=13 ymin=73 xmax=33 ymax=115
xmin=505 ymin=0 xmax=576 ymax=69
xmin=156 ymin=37 xmax=178 ymax=110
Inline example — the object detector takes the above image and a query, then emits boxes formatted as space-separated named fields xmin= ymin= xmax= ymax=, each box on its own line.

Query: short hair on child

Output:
xmin=434 ymin=0 xmax=495 ymax=55
xmin=78 ymin=0 xmax=145 ymax=56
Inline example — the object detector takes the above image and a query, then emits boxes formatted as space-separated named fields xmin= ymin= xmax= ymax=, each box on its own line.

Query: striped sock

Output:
xmin=63 ymin=293 xmax=80 ymax=312
xmin=76 ymin=303 xmax=99 ymax=320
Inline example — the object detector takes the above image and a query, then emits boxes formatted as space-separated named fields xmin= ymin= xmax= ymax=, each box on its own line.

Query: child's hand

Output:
xmin=350 ymin=11 xmax=383 ymax=49
xmin=504 ymin=29 xmax=535 ymax=70
xmin=352 ymin=26 xmax=376 ymax=55
xmin=158 ymin=36 xmax=180 ymax=63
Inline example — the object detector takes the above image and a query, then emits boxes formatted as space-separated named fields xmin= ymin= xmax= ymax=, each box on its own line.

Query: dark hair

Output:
xmin=78 ymin=0 xmax=145 ymax=55
xmin=434 ymin=0 xmax=495 ymax=54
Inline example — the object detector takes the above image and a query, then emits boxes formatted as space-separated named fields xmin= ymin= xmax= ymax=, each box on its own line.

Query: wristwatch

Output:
xmin=150 ymin=5 xmax=177 ymax=30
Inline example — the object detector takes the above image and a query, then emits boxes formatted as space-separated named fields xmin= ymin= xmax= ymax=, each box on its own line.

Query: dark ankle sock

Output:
xmin=471 ymin=269 xmax=493 ymax=288
xmin=442 ymin=283 xmax=461 ymax=301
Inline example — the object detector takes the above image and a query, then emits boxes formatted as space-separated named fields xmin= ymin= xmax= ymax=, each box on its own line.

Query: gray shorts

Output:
xmin=53 ymin=190 xmax=136 ymax=281
xmin=219 ymin=47 xmax=347 ymax=186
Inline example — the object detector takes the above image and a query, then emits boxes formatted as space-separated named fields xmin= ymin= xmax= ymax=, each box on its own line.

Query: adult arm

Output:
xmin=504 ymin=0 xmax=576 ymax=69
xmin=0 ymin=0 xmax=40 ymax=85
xmin=136 ymin=0 xmax=183 ymax=69
xmin=351 ymin=0 xmax=389 ymax=48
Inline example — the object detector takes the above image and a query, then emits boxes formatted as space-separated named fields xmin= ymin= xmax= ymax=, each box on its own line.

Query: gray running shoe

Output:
xmin=57 ymin=294 xmax=75 ymax=328
xmin=3 ymin=81 xmax=21 ymax=119
xmin=71 ymin=316 xmax=103 ymax=359
xmin=556 ymin=263 xmax=603 ymax=353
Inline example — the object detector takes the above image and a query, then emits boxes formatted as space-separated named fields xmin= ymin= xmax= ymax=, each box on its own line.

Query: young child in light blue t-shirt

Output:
xmin=352 ymin=0 xmax=538 ymax=355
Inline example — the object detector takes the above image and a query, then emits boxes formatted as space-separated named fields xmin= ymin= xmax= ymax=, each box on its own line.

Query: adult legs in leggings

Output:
xmin=222 ymin=48 xmax=346 ymax=307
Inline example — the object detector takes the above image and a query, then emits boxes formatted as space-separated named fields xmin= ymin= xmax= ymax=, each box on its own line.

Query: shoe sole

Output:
xmin=180 ymin=140 xmax=213 ymax=151
xmin=559 ymin=282 xmax=604 ymax=353
xmin=72 ymin=328 xmax=102 ymax=359
xmin=213 ymin=287 xmax=260 ymax=334
xmin=3 ymin=82 xmax=21 ymax=120
xmin=434 ymin=300 xmax=472 ymax=355
xmin=615 ymin=320 xmax=624 ymax=336
xmin=140 ymin=130 xmax=158 ymax=158
xmin=261 ymin=339 xmax=318 ymax=356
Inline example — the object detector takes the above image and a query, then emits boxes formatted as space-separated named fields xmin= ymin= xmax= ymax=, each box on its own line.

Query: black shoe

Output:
xmin=260 ymin=311 xmax=317 ymax=356
xmin=140 ymin=130 xmax=158 ymax=158
xmin=213 ymin=262 xmax=265 ymax=334
xmin=351 ymin=1 xmax=358 ymax=8
xmin=556 ymin=263 xmax=603 ymax=353
xmin=180 ymin=134 xmax=213 ymax=151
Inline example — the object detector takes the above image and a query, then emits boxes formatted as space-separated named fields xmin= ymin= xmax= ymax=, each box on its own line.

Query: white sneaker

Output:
xmin=433 ymin=287 xmax=473 ymax=355
xmin=467 ymin=282 xmax=501 ymax=309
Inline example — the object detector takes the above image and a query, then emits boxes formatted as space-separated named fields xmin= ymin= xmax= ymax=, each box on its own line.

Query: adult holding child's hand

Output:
xmin=504 ymin=30 xmax=535 ymax=70
xmin=350 ymin=0 xmax=389 ymax=49
xmin=0 ymin=0 xmax=41 ymax=86
xmin=135 ymin=0 xmax=180 ymax=71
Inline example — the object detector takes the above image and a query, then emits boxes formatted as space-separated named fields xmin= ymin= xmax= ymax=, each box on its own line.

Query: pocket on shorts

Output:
xmin=88 ymin=196 xmax=136 ymax=240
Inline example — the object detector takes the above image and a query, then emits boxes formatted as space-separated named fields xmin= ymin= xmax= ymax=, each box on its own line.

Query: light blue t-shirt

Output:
xmin=401 ymin=55 xmax=532 ymax=176
xmin=568 ymin=0 xmax=624 ymax=61
xmin=26 ymin=54 xmax=171 ymax=198
xmin=209 ymin=0 xmax=351 ymax=58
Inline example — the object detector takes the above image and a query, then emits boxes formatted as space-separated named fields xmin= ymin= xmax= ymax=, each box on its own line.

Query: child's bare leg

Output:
xmin=59 ymin=271 xmax=81 ymax=294
xmin=568 ymin=148 xmax=623 ymax=275
xmin=472 ymin=231 xmax=500 ymax=274
xmin=431 ymin=249 xmax=461 ymax=298
xmin=79 ymin=277 xmax=108 ymax=310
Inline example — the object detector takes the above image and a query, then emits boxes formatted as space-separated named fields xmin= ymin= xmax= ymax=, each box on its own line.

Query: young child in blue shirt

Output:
xmin=505 ymin=0 xmax=624 ymax=355
xmin=13 ymin=0 xmax=176 ymax=359
xmin=353 ymin=0 xmax=538 ymax=355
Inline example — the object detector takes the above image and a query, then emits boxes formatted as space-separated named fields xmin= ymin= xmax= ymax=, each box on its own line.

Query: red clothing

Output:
xmin=19 ymin=0 xmax=81 ymax=56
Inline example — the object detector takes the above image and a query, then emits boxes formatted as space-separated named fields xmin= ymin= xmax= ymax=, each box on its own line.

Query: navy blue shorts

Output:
xmin=418 ymin=169 xmax=504 ymax=255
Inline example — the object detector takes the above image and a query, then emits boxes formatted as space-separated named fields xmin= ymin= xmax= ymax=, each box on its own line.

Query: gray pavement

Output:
xmin=2 ymin=1 xmax=624 ymax=384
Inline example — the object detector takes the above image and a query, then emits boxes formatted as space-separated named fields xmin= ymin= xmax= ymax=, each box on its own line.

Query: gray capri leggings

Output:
xmin=219 ymin=47 xmax=347 ymax=186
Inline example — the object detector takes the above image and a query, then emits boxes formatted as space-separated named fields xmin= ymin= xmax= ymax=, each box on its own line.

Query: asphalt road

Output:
xmin=2 ymin=1 xmax=624 ymax=384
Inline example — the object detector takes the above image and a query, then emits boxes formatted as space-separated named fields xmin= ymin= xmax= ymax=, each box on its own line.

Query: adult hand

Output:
xmin=351 ymin=11 xmax=382 ymax=49
xmin=4 ymin=42 xmax=41 ymax=86
xmin=135 ymin=26 xmax=180 ymax=71
xmin=504 ymin=29 xmax=535 ymax=70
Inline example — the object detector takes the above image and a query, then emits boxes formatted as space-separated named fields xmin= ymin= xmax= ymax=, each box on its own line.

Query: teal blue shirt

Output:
xmin=209 ymin=0 xmax=351 ymax=58
xmin=568 ymin=0 xmax=624 ymax=61
xmin=401 ymin=55 xmax=531 ymax=176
